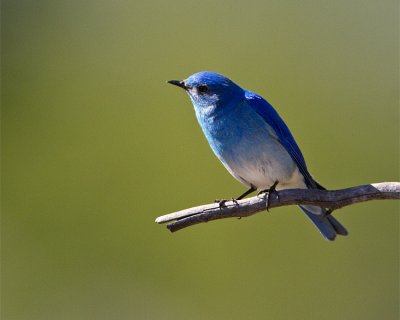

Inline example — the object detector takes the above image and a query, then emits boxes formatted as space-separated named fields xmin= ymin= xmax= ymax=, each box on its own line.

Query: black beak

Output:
xmin=167 ymin=79 xmax=187 ymax=89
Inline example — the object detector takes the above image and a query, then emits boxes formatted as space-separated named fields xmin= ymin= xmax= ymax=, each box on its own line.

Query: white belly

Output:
xmin=219 ymin=138 xmax=307 ymax=191
xmin=223 ymin=158 xmax=306 ymax=190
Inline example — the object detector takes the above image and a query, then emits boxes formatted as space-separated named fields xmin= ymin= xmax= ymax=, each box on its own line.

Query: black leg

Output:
xmin=258 ymin=181 xmax=279 ymax=211
xmin=236 ymin=185 xmax=257 ymax=200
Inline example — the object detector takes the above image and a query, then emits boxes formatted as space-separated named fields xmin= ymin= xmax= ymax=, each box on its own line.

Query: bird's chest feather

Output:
xmin=196 ymin=105 xmax=274 ymax=158
xmin=195 ymin=105 xmax=300 ymax=189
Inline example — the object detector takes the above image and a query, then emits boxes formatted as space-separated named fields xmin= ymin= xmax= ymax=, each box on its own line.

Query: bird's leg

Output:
xmin=257 ymin=180 xmax=279 ymax=211
xmin=215 ymin=186 xmax=256 ymax=209
xmin=236 ymin=185 xmax=257 ymax=200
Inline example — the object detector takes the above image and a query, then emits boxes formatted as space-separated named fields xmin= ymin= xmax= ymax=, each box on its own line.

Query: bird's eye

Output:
xmin=198 ymin=85 xmax=208 ymax=93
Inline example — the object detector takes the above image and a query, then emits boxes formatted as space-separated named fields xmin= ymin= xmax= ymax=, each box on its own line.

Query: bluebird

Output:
xmin=168 ymin=71 xmax=348 ymax=240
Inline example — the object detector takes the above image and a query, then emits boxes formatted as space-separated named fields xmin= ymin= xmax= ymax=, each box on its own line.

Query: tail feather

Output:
xmin=299 ymin=205 xmax=348 ymax=241
xmin=326 ymin=215 xmax=349 ymax=236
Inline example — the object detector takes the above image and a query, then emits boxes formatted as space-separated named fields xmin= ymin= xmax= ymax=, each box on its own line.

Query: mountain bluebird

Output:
xmin=168 ymin=71 xmax=348 ymax=240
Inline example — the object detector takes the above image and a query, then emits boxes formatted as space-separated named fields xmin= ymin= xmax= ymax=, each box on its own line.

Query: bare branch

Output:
xmin=155 ymin=182 xmax=400 ymax=232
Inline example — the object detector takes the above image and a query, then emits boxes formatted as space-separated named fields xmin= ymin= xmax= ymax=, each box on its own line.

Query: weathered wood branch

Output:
xmin=155 ymin=182 xmax=400 ymax=232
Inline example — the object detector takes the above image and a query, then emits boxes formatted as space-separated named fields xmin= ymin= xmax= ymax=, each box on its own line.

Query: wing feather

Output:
xmin=245 ymin=91 xmax=316 ymax=188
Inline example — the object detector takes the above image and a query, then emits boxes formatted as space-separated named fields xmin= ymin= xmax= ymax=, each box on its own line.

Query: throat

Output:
xmin=198 ymin=104 xmax=218 ymax=118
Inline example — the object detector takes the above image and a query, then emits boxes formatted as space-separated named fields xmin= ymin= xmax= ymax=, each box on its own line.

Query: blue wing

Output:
xmin=245 ymin=91 xmax=316 ymax=188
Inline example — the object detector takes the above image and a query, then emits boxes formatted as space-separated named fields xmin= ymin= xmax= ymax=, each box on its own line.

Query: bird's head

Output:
xmin=168 ymin=71 xmax=243 ymax=110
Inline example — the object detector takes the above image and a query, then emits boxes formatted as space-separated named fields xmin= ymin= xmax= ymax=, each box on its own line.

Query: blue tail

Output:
xmin=299 ymin=205 xmax=348 ymax=241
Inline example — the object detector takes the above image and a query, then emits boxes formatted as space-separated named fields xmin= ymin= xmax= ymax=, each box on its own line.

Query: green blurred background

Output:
xmin=2 ymin=1 xmax=399 ymax=319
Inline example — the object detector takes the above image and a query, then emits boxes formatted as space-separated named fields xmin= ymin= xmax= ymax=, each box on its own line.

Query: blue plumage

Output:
xmin=168 ymin=71 xmax=348 ymax=240
xmin=244 ymin=91 xmax=315 ymax=188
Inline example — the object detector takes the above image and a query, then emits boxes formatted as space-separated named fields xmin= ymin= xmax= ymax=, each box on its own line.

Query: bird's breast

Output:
xmin=195 ymin=106 xmax=303 ymax=189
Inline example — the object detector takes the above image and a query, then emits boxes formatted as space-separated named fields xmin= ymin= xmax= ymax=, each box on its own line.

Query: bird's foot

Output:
xmin=214 ymin=197 xmax=239 ymax=209
xmin=257 ymin=181 xmax=279 ymax=211
xmin=214 ymin=199 xmax=227 ymax=209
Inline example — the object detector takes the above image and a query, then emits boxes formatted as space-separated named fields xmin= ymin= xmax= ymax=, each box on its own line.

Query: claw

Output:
xmin=258 ymin=181 xmax=279 ymax=211
xmin=215 ymin=197 xmax=239 ymax=209
xmin=215 ymin=199 xmax=227 ymax=209
xmin=231 ymin=197 xmax=239 ymax=206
